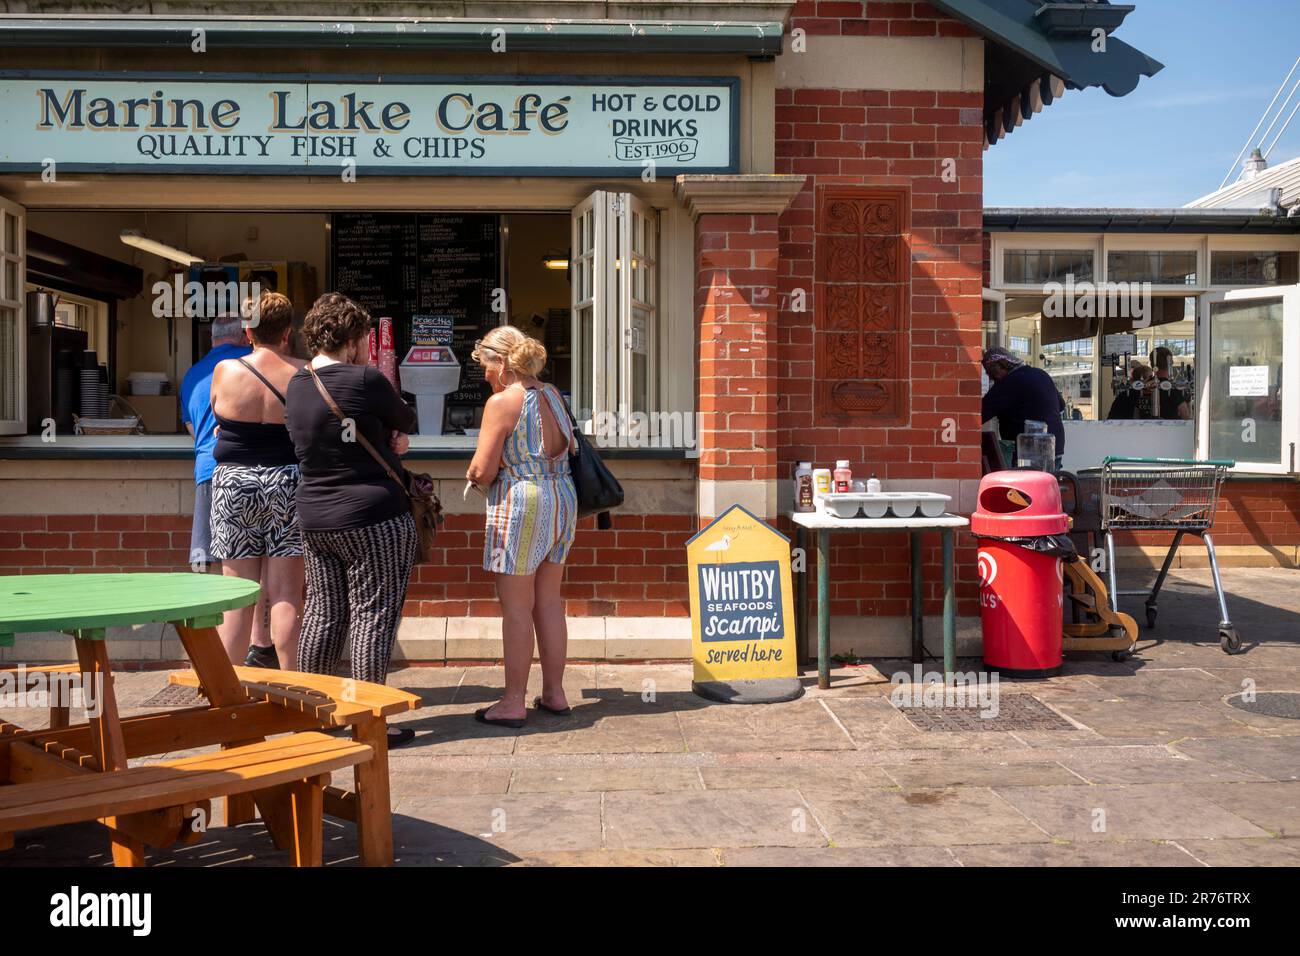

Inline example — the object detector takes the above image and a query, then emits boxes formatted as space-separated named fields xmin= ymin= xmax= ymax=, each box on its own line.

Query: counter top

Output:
xmin=789 ymin=511 xmax=969 ymax=530
xmin=0 ymin=434 xmax=694 ymax=461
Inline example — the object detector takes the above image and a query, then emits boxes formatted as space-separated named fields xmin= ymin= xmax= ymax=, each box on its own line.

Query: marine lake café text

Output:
xmin=0 ymin=1 xmax=1292 ymax=664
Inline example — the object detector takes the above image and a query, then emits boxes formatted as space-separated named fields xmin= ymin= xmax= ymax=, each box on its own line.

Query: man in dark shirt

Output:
xmin=981 ymin=347 xmax=1066 ymax=467
xmin=1148 ymin=346 xmax=1192 ymax=420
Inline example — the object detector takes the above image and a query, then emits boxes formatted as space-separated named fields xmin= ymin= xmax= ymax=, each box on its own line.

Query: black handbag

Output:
xmin=564 ymin=407 xmax=623 ymax=530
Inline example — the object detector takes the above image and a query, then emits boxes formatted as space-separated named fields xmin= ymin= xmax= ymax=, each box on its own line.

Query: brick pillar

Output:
xmin=676 ymin=175 xmax=805 ymax=523
xmin=695 ymin=212 xmax=780 ymax=520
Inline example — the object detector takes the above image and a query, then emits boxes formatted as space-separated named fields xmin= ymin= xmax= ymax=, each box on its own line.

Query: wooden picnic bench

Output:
xmin=0 ymin=573 xmax=421 ymax=868
xmin=0 ymin=733 xmax=372 ymax=866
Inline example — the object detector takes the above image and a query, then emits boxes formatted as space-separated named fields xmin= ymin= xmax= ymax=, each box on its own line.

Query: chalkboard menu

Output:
xmin=331 ymin=212 xmax=499 ymax=405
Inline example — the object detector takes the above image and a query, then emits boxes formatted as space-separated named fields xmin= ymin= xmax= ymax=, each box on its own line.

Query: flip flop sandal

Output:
xmin=474 ymin=707 xmax=526 ymax=729
xmin=532 ymin=696 xmax=573 ymax=716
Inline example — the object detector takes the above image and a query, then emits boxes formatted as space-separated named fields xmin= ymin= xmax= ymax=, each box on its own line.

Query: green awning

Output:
xmin=927 ymin=0 xmax=1163 ymax=144
xmin=0 ymin=15 xmax=785 ymax=56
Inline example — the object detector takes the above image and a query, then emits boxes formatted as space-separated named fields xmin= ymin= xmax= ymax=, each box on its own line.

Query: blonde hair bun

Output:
xmin=477 ymin=325 xmax=547 ymax=377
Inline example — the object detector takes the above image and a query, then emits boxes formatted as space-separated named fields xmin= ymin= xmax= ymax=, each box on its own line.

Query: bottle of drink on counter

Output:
xmin=867 ymin=473 xmax=882 ymax=494
xmin=794 ymin=461 xmax=815 ymax=513
xmin=833 ymin=460 xmax=853 ymax=493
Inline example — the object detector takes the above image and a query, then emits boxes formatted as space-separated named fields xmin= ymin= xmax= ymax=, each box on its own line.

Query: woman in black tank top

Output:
xmin=208 ymin=293 xmax=308 ymax=670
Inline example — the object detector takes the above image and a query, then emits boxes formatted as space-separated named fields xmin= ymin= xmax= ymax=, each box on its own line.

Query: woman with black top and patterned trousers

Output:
xmin=284 ymin=293 xmax=419 ymax=748
xmin=209 ymin=291 xmax=306 ymax=668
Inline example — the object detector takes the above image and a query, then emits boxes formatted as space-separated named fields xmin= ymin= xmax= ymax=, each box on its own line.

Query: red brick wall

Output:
xmin=695 ymin=213 xmax=781 ymax=503
xmin=403 ymin=513 xmax=692 ymax=619
xmin=1115 ymin=480 xmax=1300 ymax=549
xmin=0 ymin=515 xmax=191 ymax=573
xmin=0 ymin=512 xmax=694 ymax=619
xmin=776 ymin=1 xmax=986 ymax=616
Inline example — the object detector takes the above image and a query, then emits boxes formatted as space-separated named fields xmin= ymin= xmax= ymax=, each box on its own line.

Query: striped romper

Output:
xmin=484 ymin=385 xmax=578 ymax=575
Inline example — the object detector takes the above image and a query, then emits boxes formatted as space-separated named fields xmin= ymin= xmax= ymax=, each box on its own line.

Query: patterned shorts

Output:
xmin=210 ymin=463 xmax=303 ymax=559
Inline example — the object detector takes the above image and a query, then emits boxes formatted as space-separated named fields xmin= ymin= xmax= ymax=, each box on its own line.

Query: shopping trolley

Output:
xmin=1066 ymin=457 xmax=1240 ymax=654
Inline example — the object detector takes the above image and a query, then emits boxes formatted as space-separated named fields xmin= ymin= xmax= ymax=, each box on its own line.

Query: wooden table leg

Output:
xmin=174 ymin=624 xmax=256 ymax=826
xmin=351 ymin=717 xmax=393 ymax=867
xmin=73 ymin=637 xmax=145 ymax=866
xmin=73 ymin=638 xmax=127 ymax=773
xmin=287 ymin=777 xmax=324 ymax=867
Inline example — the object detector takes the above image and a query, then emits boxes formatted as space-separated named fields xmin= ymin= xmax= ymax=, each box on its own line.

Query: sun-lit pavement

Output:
xmin=3 ymin=566 xmax=1298 ymax=867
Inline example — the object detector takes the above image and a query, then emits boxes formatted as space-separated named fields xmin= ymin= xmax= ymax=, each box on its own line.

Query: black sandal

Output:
xmin=474 ymin=707 xmax=526 ymax=729
xmin=532 ymin=696 xmax=573 ymax=716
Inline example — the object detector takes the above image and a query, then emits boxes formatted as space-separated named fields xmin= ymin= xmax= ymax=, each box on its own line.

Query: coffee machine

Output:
xmin=26 ymin=291 xmax=88 ymax=434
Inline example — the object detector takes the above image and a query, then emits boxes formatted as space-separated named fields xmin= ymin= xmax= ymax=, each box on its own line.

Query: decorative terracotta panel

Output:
xmin=814 ymin=186 xmax=909 ymax=423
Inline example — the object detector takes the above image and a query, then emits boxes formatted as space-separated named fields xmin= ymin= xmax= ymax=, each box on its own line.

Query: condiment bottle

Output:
xmin=812 ymin=468 xmax=832 ymax=502
xmin=867 ymin=473 xmax=882 ymax=494
xmin=833 ymin=460 xmax=852 ymax=493
xmin=794 ymin=462 xmax=815 ymax=513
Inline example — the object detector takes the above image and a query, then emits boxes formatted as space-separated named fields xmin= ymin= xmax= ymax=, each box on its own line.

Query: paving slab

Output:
xmin=1057 ymin=753 xmax=1267 ymax=785
xmin=993 ymin=784 xmax=1271 ymax=842
xmin=951 ymin=841 xmax=1199 ymax=867
xmin=698 ymin=766 xmax=896 ymax=791
xmin=1046 ymin=697 xmax=1262 ymax=741
xmin=509 ymin=767 xmax=703 ymax=793
xmin=880 ymin=756 xmax=1084 ymax=789
xmin=1178 ymin=782 xmax=1300 ymax=837
xmin=392 ymin=793 xmax=604 ymax=854
xmin=508 ymin=849 xmax=719 ymax=866
xmin=802 ymin=786 xmax=1049 ymax=848
xmin=825 ymin=697 xmax=1035 ymax=752
xmin=721 ymin=846 xmax=957 ymax=866
xmin=677 ymin=698 xmax=854 ymax=754
xmin=603 ymin=788 xmax=828 ymax=850
xmin=1177 ymin=837 xmax=1300 ymax=867
xmin=1171 ymin=736 xmax=1300 ymax=782
xmin=389 ymin=769 xmax=512 ymax=798
xmin=512 ymin=699 xmax=689 ymax=755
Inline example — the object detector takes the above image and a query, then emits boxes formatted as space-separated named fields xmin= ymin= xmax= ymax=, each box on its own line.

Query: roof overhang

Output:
xmin=984 ymin=207 xmax=1300 ymax=234
xmin=0 ymin=15 xmax=786 ymax=56
xmin=927 ymin=0 xmax=1163 ymax=146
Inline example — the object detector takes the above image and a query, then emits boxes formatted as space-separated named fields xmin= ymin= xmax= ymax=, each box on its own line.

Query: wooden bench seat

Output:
xmin=169 ymin=667 xmax=421 ymax=720
xmin=0 ymin=732 xmax=372 ymax=866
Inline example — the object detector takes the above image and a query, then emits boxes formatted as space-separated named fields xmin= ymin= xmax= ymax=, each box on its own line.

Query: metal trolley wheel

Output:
xmin=1220 ymin=628 xmax=1243 ymax=655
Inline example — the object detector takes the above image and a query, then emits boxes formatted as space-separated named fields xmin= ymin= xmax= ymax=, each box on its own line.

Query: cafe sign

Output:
xmin=0 ymin=72 xmax=739 ymax=176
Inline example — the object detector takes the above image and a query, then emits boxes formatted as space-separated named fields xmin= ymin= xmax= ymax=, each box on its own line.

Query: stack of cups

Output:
xmin=79 ymin=351 xmax=107 ymax=418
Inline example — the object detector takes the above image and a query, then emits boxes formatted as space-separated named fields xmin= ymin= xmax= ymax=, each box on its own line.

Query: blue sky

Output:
xmin=984 ymin=0 xmax=1300 ymax=207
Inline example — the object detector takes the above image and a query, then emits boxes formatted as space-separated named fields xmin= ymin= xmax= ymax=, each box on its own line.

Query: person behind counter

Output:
xmin=180 ymin=315 xmax=275 ymax=665
xmin=209 ymin=292 xmax=307 ymax=668
xmin=466 ymin=325 xmax=578 ymax=728
xmin=981 ymin=346 xmax=1066 ymax=469
xmin=285 ymin=293 xmax=419 ymax=748
xmin=1149 ymin=346 xmax=1193 ymax=420
xmin=1106 ymin=362 xmax=1153 ymax=420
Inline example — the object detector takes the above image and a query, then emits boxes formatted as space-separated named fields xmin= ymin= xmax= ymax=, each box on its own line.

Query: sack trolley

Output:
xmin=1068 ymin=457 xmax=1240 ymax=654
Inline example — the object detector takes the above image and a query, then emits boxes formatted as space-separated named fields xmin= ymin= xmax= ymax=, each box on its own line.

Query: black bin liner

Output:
xmin=980 ymin=533 xmax=1079 ymax=562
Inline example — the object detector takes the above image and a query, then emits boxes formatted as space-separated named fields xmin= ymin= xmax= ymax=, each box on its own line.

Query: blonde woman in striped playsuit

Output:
xmin=467 ymin=326 xmax=578 ymax=728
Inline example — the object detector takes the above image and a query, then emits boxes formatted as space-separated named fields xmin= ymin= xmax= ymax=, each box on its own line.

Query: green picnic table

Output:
xmin=0 ymin=572 xmax=412 ymax=866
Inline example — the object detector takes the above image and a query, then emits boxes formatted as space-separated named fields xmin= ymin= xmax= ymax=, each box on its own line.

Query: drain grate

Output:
xmin=893 ymin=693 xmax=1074 ymax=732
xmin=136 ymin=685 xmax=208 ymax=709
xmin=1226 ymin=691 xmax=1300 ymax=720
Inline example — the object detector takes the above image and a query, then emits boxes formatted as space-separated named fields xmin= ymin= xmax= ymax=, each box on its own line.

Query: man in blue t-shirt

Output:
xmin=180 ymin=316 xmax=250 ymax=563
xmin=981 ymin=347 xmax=1066 ymax=470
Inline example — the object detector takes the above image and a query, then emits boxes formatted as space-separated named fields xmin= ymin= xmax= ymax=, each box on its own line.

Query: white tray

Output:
xmin=822 ymin=491 xmax=952 ymax=519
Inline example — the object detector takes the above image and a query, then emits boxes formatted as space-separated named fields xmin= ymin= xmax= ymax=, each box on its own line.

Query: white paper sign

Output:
xmin=1228 ymin=365 xmax=1269 ymax=397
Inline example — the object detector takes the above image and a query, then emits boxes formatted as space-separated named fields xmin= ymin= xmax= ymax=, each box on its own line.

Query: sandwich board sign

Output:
xmin=686 ymin=505 xmax=799 ymax=699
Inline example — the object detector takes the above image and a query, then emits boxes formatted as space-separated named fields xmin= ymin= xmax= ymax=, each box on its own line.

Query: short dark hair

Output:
xmin=247 ymin=291 xmax=294 ymax=345
xmin=303 ymin=293 xmax=371 ymax=356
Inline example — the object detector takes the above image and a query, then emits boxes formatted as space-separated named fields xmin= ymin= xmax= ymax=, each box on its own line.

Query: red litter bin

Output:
xmin=971 ymin=470 xmax=1069 ymax=678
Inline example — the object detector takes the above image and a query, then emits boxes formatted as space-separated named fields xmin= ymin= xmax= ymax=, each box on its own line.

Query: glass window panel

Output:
xmin=1107 ymin=250 xmax=1197 ymax=285
xmin=578 ymin=304 xmax=593 ymax=417
xmin=3 ymin=259 xmax=16 ymax=302
xmin=1003 ymin=249 xmax=1094 ymax=284
xmin=3 ymin=212 xmax=15 ymax=254
xmin=0 ymin=306 xmax=16 ymax=419
xmin=1208 ymin=297 xmax=1284 ymax=463
xmin=1210 ymin=251 xmax=1299 ymax=286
